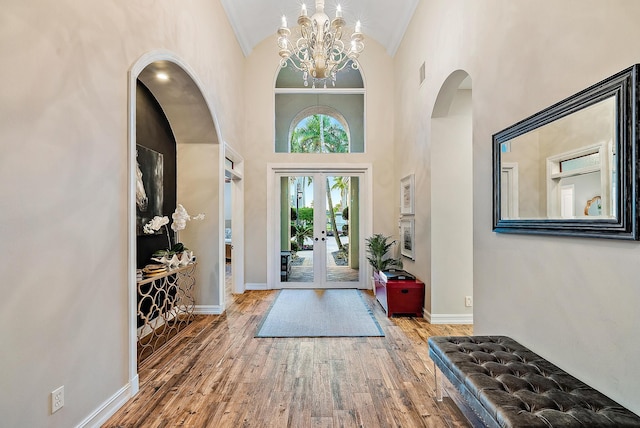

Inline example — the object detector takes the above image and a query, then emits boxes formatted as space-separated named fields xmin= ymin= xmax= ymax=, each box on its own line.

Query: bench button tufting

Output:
xmin=428 ymin=336 xmax=640 ymax=427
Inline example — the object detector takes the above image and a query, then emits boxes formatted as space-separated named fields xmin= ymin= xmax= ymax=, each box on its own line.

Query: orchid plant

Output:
xmin=143 ymin=204 xmax=205 ymax=255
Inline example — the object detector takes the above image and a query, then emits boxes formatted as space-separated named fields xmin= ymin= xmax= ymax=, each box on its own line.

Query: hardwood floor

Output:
xmin=105 ymin=280 xmax=473 ymax=427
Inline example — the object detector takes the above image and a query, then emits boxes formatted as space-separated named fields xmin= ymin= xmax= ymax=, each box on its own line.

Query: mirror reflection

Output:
xmin=499 ymin=96 xmax=616 ymax=220
xmin=584 ymin=196 xmax=602 ymax=216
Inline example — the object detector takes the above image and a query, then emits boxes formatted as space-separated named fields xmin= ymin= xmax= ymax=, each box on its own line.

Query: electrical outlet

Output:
xmin=51 ymin=386 xmax=64 ymax=414
xmin=465 ymin=296 xmax=473 ymax=307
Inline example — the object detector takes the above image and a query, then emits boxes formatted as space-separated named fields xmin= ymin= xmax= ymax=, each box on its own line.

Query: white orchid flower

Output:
xmin=170 ymin=204 xmax=205 ymax=231
xmin=171 ymin=219 xmax=187 ymax=232
xmin=143 ymin=215 xmax=169 ymax=234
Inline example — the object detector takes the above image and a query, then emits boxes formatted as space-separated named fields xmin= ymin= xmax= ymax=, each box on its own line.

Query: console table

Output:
xmin=136 ymin=263 xmax=196 ymax=363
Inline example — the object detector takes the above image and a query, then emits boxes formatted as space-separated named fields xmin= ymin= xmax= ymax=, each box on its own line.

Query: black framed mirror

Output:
xmin=493 ymin=65 xmax=639 ymax=239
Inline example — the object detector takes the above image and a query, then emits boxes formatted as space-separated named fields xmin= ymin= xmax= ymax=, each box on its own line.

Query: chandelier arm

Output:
xmin=323 ymin=31 xmax=335 ymax=53
xmin=283 ymin=57 xmax=306 ymax=72
xmin=329 ymin=40 xmax=345 ymax=58
xmin=294 ymin=38 xmax=310 ymax=62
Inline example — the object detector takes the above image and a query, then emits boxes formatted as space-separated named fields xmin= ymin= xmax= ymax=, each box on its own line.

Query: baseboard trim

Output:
xmin=424 ymin=309 xmax=473 ymax=325
xmin=76 ymin=382 xmax=133 ymax=428
xmin=245 ymin=283 xmax=268 ymax=290
xmin=194 ymin=305 xmax=224 ymax=315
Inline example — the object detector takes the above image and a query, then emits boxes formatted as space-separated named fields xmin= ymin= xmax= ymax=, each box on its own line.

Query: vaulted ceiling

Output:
xmin=220 ymin=0 xmax=420 ymax=57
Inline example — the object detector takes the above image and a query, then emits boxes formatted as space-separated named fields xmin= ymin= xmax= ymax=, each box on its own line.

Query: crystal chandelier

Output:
xmin=277 ymin=0 xmax=365 ymax=88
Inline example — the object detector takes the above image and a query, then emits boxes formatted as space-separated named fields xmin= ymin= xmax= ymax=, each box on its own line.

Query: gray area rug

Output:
xmin=256 ymin=289 xmax=385 ymax=337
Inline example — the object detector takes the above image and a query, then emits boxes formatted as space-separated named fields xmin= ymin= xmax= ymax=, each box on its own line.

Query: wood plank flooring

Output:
xmin=104 ymin=280 xmax=473 ymax=427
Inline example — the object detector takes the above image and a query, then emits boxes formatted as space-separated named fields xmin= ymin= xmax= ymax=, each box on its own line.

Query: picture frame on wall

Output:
xmin=136 ymin=145 xmax=164 ymax=236
xmin=400 ymin=173 xmax=415 ymax=215
xmin=400 ymin=218 xmax=415 ymax=260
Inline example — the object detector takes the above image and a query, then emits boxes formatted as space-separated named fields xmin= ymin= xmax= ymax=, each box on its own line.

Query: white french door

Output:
xmin=272 ymin=168 xmax=367 ymax=289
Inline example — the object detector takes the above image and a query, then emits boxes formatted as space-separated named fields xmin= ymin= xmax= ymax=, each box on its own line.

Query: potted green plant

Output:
xmin=365 ymin=233 xmax=402 ymax=275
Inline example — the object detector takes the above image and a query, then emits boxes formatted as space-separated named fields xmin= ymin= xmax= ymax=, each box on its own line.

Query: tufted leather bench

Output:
xmin=428 ymin=336 xmax=640 ymax=427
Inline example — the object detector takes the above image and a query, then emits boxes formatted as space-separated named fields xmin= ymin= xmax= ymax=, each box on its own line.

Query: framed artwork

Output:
xmin=400 ymin=218 xmax=415 ymax=260
xmin=136 ymin=145 xmax=164 ymax=235
xmin=400 ymin=174 xmax=415 ymax=215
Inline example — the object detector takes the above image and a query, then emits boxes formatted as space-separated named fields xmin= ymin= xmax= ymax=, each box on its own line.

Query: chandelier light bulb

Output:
xmin=276 ymin=0 xmax=364 ymax=87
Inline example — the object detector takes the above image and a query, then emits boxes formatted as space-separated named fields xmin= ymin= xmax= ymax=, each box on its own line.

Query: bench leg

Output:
xmin=434 ymin=362 xmax=443 ymax=402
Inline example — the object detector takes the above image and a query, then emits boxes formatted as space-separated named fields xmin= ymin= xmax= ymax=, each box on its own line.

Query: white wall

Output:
xmin=177 ymin=144 xmax=222 ymax=307
xmin=242 ymin=35 xmax=397 ymax=286
xmin=395 ymin=0 xmax=640 ymax=414
xmin=430 ymin=89 xmax=473 ymax=321
xmin=0 ymin=0 xmax=244 ymax=426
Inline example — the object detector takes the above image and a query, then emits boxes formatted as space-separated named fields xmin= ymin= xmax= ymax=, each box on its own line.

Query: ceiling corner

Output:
xmin=387 ymin=0 xmax=419 ymax=57
xmin=220 ymin=0 xmax=253 ymax=57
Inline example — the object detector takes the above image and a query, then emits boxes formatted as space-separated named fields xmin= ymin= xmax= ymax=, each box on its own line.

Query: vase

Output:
xmin=178 ymin=251 xmax=188 ymax=266
xmin=151 ymin=254 xmax=180 ymax=268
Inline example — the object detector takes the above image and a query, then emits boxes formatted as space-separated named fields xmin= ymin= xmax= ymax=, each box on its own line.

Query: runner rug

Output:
xmin=255 ymin=289 xmax=385 ymax=337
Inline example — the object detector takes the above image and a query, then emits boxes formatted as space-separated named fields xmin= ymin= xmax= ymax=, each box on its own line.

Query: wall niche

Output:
xmin=136 ymin=81 xmax=177 ymax=267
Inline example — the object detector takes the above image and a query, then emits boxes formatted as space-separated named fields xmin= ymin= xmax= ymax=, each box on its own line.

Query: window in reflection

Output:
xmin=560 ymin=152 xmax=600 ymax=172
xmin=499 ymin=96 xmax=616 ymax=220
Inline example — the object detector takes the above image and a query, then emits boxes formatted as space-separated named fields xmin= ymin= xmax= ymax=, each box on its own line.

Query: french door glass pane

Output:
xmin=325 ymin=175 xmax=359 ymax=283
xmin=281 ymin=176 xmax=314 ymax=283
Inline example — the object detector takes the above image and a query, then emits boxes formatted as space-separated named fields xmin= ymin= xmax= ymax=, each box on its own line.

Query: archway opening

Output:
xmin=127 ymin=52 xmax=223 ymax=394
xmin=429 ymin=70 xmax=474 ymax=325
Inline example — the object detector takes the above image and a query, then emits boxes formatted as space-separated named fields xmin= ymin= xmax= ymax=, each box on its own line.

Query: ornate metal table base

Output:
xmin=136 ymin=263 xmax=196 ymax=363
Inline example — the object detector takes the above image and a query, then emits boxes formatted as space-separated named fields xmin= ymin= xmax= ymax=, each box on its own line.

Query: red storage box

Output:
xmin=375 ymin=269 xmax=424 ymax=317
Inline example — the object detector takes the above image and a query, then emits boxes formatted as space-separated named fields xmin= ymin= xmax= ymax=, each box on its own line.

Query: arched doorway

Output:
xmin=127 ymin=51 xmax=225 ymax=394
xmin=429 ymin=70 xmax=474 ymax=324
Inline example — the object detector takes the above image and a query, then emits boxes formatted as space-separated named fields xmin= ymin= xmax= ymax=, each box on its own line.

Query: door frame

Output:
xmin=224 ymin=143 xmax=244 ymax=294
xmin=267 ymin=163 xmax=372 ymax=289
xmin=501 ymin=162 xmax=519 ymax=219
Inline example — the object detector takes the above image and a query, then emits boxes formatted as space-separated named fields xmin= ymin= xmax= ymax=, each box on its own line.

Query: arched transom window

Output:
xmin=275 ymin=60 xmax=365 ymax=153
xmin=289 ymin=107 xmax=350 ymax=153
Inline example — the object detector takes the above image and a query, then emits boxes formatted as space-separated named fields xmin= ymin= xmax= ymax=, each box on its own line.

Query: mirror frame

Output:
xmin=493 ymin=65 xmax=639 ymax=240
